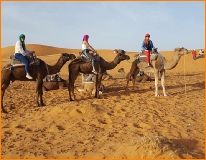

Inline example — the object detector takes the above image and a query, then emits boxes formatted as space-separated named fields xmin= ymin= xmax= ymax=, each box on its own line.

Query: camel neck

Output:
xmin=163 ymin=51 xmax=180 ymax=70
xmin=46 ymin=58 xmax=66 ymax=75
xmin=105 ymin=56 xmax=120 ymax=70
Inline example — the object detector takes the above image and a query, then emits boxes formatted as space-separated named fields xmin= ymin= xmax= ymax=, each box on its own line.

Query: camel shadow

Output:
xmin=196 ymin=55 xmax=205 ymax=60
xmin=102 ymin=80 xmax=204 ymax=98
xmin=172 ymin=73 xmax=204 ymax=77
xmin=168 ymin=138 xmax=204 ymax=158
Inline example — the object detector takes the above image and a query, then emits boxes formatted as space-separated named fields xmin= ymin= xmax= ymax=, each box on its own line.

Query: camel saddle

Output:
xmin=10 ymin=54 xmax=40 ymax=67
xmin=78 ymin=51 xmax=100 ymax=62
xmin=137 ymin=49 xmax=158 ymax=63
xmin=43 ymin=74 xmax=62 ymax=82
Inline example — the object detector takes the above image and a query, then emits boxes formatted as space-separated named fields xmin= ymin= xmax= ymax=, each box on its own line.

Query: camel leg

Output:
xmin=125 ymin=60 xmax=138 ymax=91
xmin=125 ymin=72 xmax=131 ymax=91
xmin=154 ymin=70 xmax=159 ymax=97
xmin=1 ymin=70 xmax=11 ymax=113
xmin=160 ymin=70 xmax=167 ymax=96
xmin=132 ymin=68 xmax=139 ymax=90
xmin=1 ymin=88 xmax=8 ymax=113
xmin=68 ymin=70 xmax=79 ymax=101
xmin=36 ymin=78 xmax=45 ymax=106
xmin=39 ymin=80 xmax=45 ymax=106
xmin=95 ymin=73 xmax=103 ymax=98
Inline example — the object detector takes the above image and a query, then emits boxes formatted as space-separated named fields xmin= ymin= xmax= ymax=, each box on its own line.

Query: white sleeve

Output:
xmin=15 ymin=41 xmax=26 ymax=56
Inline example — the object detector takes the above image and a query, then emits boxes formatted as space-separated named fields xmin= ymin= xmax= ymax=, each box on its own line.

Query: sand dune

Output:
xmin=1 ymin=44 xmax=205 ymax=158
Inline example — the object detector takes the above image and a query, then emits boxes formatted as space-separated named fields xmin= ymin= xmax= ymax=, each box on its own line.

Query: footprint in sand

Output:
xmin=56 ymin=125 xmax=65 ymax=131
xmin=15 ymin=124 xmax=25 ymax=129
xmin=98 ymin=119 xmax=107 ymax=124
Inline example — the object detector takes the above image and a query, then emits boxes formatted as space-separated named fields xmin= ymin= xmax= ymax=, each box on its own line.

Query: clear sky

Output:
xmin=2 ymin=2 xmax=204 ymax=51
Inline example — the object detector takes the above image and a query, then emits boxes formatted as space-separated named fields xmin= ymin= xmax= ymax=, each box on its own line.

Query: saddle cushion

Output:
xmin=10 ymin=55 xmax=40 ymax=67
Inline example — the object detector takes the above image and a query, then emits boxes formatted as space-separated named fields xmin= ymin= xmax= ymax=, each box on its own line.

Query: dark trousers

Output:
xmin=83 ymin=49 xmax=95 ymax=67
xmin=15 ymin=53 xmax=30 ymax=73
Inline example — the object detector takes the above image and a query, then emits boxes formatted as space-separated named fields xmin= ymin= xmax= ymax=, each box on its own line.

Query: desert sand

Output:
xmin=1 ymin=44 xmax=205 ymax=158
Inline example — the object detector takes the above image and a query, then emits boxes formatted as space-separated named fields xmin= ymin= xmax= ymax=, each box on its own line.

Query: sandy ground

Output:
xmin=1 ymin=45 xmax=205 ymax=158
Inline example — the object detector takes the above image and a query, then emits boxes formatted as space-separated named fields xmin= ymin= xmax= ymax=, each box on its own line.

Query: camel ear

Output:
xmin=114 ymin=49 xmax=118 ymax=54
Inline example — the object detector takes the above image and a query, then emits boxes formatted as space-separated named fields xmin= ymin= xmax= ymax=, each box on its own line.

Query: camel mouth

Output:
xmin=125 ymin=55 xmax=130 ymax=60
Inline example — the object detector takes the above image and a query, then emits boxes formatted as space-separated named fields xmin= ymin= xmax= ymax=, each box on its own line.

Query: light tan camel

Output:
xmin=126 ymin=47 xmax=188 ymax=96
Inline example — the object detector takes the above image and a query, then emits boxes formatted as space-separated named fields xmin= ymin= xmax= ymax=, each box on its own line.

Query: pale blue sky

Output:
xmin=2 ymin=2 xmax=204 ymax=51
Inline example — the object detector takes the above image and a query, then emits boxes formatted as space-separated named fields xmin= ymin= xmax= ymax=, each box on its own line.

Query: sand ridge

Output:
xmin=1 ymin=44 xmax=205 ymax=158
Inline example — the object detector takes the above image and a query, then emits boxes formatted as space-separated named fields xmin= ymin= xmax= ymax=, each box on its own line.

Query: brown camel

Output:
xmin=1 ymin=53 xmax=76 ymax=113
xmin=68 ymin=49 xmax=130 ymax=101
xmin=126 ymin=47 xmax=188 ymax=96
xmin=43 ymin=74 xmax=68 ymax=91
xmin=118 ymin=68 xmax=151 ymax=82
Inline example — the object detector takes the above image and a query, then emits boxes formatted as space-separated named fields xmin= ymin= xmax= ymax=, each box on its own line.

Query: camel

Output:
xmin=68 ymin=49 xmax=130 ymax=101
xmin=1 ymin=53 xmax=76 ymax=113
xmin=125 ymin=47 xmax=188 ymax=96
xmin=43 ymin=74 xmax=68 ymax=91
xmin=118 ymin=68 xmax=151 ymax=82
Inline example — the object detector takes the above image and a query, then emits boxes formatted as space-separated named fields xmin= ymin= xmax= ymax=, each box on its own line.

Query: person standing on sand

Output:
xmin=14 ymin=34 xmax=35 ymax=79
xmin=141 ymin=33 xmax=156 ymax=66
xmin=82 ymin=34 xmax=98 ymax=74
xmin=192 ymin=49 xmax=197 ymax=60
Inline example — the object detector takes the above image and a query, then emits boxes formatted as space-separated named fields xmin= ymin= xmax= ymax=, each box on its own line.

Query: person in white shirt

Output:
xmin=199 ymin=49 xmax=204 ymax=57
xmin=82 ymin=34 xmax=98 ymax=74
xmin=14 ymin=34 xmax=35 ymax=79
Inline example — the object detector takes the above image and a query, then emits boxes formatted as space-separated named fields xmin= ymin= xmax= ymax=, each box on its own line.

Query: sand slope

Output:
xmin=1 ymin=45 xmax=205 ymax=158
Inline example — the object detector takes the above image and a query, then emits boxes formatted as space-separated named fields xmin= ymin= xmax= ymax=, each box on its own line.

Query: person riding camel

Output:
xmin=82 ymin=34 xmax=98 ymax=74
xmin=141 ymin=33 xmax=156 ymax=66
xmin=14 ymin=34 xmax=35 ymax=79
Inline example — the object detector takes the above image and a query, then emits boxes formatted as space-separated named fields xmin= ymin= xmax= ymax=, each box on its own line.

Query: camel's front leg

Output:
xmin=1 ymin=89 xmax=8 ymax=113
xmin=125 ymin=72 xmax=131 ymax=91
xmin=160 ymin=70 xmax=167 ymax=96
xmin=154 ymin=70 xmax=159 ymax=96
xmin=95 ymin=73 xmax=103 ymax=98
xmin=68 ymin=68 xmax=78 ymax=101
xmin=36 ymin=79 xmax=45 ymax=106
xmin=39 ymin=80 xmax=45 ymax=106
xmin=132 ymin=68 xmax=139 ymax=90
xmin=1 ymin=71 xmax=11 ymax=113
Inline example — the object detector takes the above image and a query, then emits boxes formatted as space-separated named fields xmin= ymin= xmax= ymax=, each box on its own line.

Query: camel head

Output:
xmin=61 ymin=53 xmax=76 ymax=61
xmin=174 ymin=47 xmax=188 ymax=57
xmin=114 ymin=49 xmax=130 ymax=63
